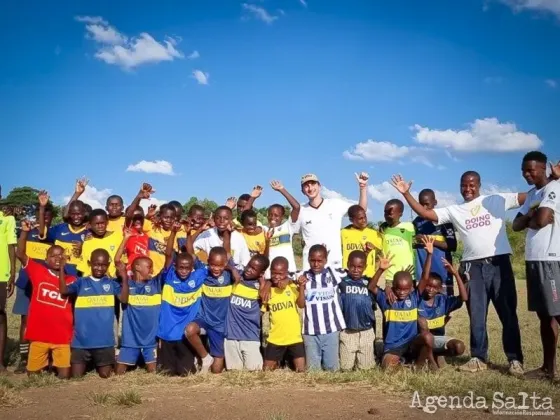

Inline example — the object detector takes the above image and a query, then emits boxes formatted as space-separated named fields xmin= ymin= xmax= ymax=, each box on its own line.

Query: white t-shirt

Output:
xmin=294 ymin=198 xmax=351 ymax=270
xmin=193 ymin=228 xmax=251 ymax=267
xmin=434 ymin=193 xmax=520 ymax=262
xmin=521 ymin=181 xmax=560 ymax=261
xmin=263 ymin=221 xmax=297 ymax=275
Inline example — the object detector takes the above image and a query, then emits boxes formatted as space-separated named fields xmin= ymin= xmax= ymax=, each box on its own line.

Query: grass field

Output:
xmin=1 ymin=275 xmax=559 ymax=418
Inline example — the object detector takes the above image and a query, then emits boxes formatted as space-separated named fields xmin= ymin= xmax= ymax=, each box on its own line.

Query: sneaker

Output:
xmin=458 ymin=357 xmax=487 ymax=373
xmin=200 ymin=355 xmax=214 ymax=374
xmin=508 ymin=360 xmax=524 ymax=377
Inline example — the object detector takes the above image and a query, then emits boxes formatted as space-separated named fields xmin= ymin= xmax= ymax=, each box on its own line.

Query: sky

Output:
xmin=1 ymin=0 xmax=559 ymax=221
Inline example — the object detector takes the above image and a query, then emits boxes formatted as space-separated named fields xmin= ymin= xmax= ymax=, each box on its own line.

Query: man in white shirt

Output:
xmin=512 ymin=151 xmax=560 ymax=380
xmin=294 ymin=172 xmax=369 ymax=270
xmin=391 ymin=171 xmax=526 ymax=376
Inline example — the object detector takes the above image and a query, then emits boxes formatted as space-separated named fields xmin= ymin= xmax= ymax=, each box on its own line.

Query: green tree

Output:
xmin=0 ymin=186 xmax=60 ymax=221
xmin=183 ymin=196 xmax=219 ymax=217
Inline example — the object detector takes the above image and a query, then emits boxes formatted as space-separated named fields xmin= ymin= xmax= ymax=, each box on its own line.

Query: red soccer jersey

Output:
xmin=24 ymin=259 xmax=75 ymax=344
xmin=125 ymin=233 xmax=149 ymax=270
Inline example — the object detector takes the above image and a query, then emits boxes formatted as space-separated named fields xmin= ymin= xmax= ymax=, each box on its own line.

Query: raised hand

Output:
xmin=139 ymin=183 xmax=155 ymax=199
xmin=378 ymin=252 xmax=394 ymax=271
xmin=390 ymin=174 xmax=412 ymax=195
xmin=251 ymin=185 xmax=263 ymax=199
xmin=75 ymin=177 xmax=89 ymax=194
xmin=225 ymin=197 xmax=237 ymax=210
xmin=364 ymin=242 xmax=374 ymax=254
xmin=550 ymin=161 xmax=560 ymax=180
xmin=147 ymin=204 xmax=157 ymax=218
xmin=355 ymin=172 xmax=369 ymax=188
xmin=21 ymin=220 xmax=35 ymax=232
xmin=442 ymin=258 xmax=458 ymax=275
xmin=404 ymin=265 xmax=415 ymax=276
xmin=123 ymin=227 xmax=134 ymax=240
xmin=38 ymin=190 xmax=50 ymax=207
xmin=172 ymin=221 xmax=182 ymax=232
xmin=270 ymin=180 xmax=284 ymax=191
xmin=421 ymin=235 xmax=435 ymax=255
xmin=265 ymin=228 xmax=275 ymax=242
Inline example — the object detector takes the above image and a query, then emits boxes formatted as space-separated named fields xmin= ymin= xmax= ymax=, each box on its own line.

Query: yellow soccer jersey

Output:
xmin=381 ymin=222 xmax=415 ymax=281
xmin=242 ymin=231 xmax=266 ymax=256
xmin=264 ymin=284 xmax=302 ymax=346
xmin=77 ymin=231 xmax=122 ymax=277
xmin=147 ymin=225 xmax=186 ymax=274
xmin=341 ymin=225 xmax=382 ymax=278
xmin=0 ymin=212 xmax=17 ymax=282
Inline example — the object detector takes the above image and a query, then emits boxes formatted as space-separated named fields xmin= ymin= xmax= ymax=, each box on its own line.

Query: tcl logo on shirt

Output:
xmin=37 ymin=282 xmax=69 ymax=309
xmin=134 ymin=243 xmax=148 ymax=256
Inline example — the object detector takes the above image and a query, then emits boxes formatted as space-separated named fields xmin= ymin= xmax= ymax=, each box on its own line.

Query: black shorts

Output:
xmin=157 ymin=338 xmax=197 ymax=376
xmin=71 ymin=347 xmax=115 ymax=367
xmin=264 ymin=342 xmax=305 ymax=362
xmin=0 ymin=282 xmax=7 ymax=312
xmin=526 ymin=261 xmax=560 ymax=316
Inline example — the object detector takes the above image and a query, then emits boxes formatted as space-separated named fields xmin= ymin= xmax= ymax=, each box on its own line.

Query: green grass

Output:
xmin=111 ymin=390 xmax=142 ymax=407
xmin=89 ymin=391 xmax=111 ymax=407
xmin=18 ymin=372 xmax=61 ymax=389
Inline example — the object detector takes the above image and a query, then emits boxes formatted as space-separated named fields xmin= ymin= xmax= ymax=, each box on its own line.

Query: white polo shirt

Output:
xmin=294 ymin=198 xmax=351 ymax=269
xmin=521 ymin=181 xmax=560 ymax=261
xmin=434 ymin=193 xmax=520 ymax=262
xmin=193 ymin=228 xmax=251 ymax=267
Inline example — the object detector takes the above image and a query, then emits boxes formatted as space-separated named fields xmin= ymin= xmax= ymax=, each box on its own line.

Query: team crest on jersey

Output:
xmin=405 ymin=299 xmax=411 ymax=308
xmin=286 ymin=290 xmax=291 ymax=297
xmin=102 ymin=284 xmax=111 ymax=292
xmin=218 ymin=276 xmax=225 ymax=285
xmin=188 ymin=280 xmax=195 ymax=288
xmin=254 ymin=282 xmax=260 ymax=289
xmin=110 ymin=245 xmax=115 ymax=251
xmin=81 ymin=234 xmax=85 ymax=241
xmin=362 ymin=236 xmax=367 ymax=241
xmin=145 ymin=286 xmax=151 ymax=293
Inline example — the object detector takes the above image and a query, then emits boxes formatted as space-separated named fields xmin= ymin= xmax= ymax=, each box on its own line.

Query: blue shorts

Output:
xmin=194 ymin=318 xmax=225 ymax=358
xmin=117 ymin=346 xmax=157 ymax=365
xmin=12 ymin=286 xmax=31 ymax=316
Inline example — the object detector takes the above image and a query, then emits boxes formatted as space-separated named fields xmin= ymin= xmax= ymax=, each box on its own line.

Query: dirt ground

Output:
xmin=1 ymin=376 xmax=522 ymax=420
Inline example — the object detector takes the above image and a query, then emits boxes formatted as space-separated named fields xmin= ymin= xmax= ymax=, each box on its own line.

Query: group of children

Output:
xmin=10 ymin=178 xmax=469 ymax=377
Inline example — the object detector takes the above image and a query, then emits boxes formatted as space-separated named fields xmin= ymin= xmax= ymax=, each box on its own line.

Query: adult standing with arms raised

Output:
xmin=295 ymin=172 xmax=369 ymax=270
xmin=390 ymin=171 xmax=526 ymax=376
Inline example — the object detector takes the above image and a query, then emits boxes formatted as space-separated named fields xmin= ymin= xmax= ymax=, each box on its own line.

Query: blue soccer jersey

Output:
xmin=157 ymin=267 xmax=206 ymax=342
xmin=338 ymin=277 xmax=375 ymax=331
xmin=67 ymin=276 xmax=121 ymax=349
xmin=418 ymin=294 xmax=463 ymax=336
xmin=198 ymin=270 xmax=234 ymax=334
xmin=48 ymin=223 xmax=87 ymax=276
xmin=225 ymin=279 xmax=261 ymax=342
xmin=122 ymin=278 xmax=162 ymax=348
xmin=376 ymin=288 xmax=420 ymax=352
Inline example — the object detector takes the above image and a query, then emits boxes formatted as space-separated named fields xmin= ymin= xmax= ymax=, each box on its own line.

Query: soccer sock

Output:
xmin=19 ymin=342 xmax=29 ymax=364
xmin=202 ymin=354 xmax=213 ymax=363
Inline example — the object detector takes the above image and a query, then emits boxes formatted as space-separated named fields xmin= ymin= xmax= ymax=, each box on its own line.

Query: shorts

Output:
xmin=433 ymin=336 xmax=452 ymax=352
xmin=194 ymin=318 xmax=225 ymax=358
xmin=117 ymin=346 xmax=157 ymax=365
xmin=28 ymin=342 xmax=70 ymax=372
xmin=157 ymin=338 xmax=197 ymax=376
xmin=224 ymin=339 xmax=262 ymax=371
xmin=384 ymin=339 xmax=415 ymax=358
xmin=264 ymin=342 xmax=305 ymax=362
xmin=0 ymin=282 xmax=7 ymax=312
xmin=71 ymin=347 xmax=115 ymax=367
xmin=12 ymin=286 xmax=31 ymax=316
xmin=526 ymin=261 xmax=560 ymax=316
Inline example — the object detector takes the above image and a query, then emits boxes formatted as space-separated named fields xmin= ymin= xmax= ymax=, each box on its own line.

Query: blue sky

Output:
xmin=1 ymin=0 xmax=559 ymax=221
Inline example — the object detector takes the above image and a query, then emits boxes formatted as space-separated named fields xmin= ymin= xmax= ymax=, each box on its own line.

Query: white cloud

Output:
xmin=75 ymin=16 xmax=183 ymax=70
xmin=481 ymin=184 xmax=516 ymax=195
xmin=343 ymin=140 xmax=412 ymax=162
xmin=299 ymin=0 xmax=308 ymax=7
xmin=367 ymin=182 xmax=460 ymax=208
xmin=188 ymin=50 xmax=200 ymax=59
xmin=498 ymin=0 xmax=560 ymax=18
xmin=192 ymin=69 xmax=209 ymax=85
xmin=546 ymin=79 xmax=558 ymax=88
xmin=126 ymin=160 xmax=175 ymax=175
xmin=63 ymin=185 xmax=112 ymax=209
xmin=242 ymin=3 xmax=279 ymax=24
xmin=412 ymin=117 xmax=543 ymax=152
xmin=139 ymin=197 xmax=168 ymax=213
xmin=322 ymin=186 xmax=358 ymax=206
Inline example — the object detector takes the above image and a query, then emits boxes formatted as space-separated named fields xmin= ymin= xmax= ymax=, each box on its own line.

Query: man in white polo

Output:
xmin=295 ymin=172 xmax=369 ymax=270
xmin=391 ymin=171 xmax=526 ymax=376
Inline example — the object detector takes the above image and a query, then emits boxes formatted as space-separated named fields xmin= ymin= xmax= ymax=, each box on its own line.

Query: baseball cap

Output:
xmin=301 ymin=173 xmax=320 ymax=185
